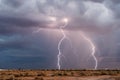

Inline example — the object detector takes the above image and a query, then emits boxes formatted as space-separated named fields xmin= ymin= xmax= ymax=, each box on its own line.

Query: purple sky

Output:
xmin=0 ymin=0 xmax=120 ymax=69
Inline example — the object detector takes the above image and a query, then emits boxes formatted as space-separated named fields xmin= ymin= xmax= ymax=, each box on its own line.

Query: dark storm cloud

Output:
xmin=0 ymin=0 xmax=120 ymax=69
xmin=0 ymin=0 xmax=118 ymax=32
xmin=0 ymin=16 xmax=40 ymax=27
xmin=111 ymin=0 xmax=120 ymax=3
xmin=0 ymin=15 xmax=55 ymax=35
xmin=86 ymin=0 xmax=105 ymax=3
xmin=2 ymin=0 xmax=24 ymax=8
xmin=35 ymin=0 xmax=119 ymax=34
xmin=0 ymin=33 xmax=58 ymax=69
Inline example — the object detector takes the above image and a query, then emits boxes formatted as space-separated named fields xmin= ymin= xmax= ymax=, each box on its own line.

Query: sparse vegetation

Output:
xmin=0 ymin=70 xmax=120 ymax=80
xmin=35 ymin=77 xmax=44 ymax=80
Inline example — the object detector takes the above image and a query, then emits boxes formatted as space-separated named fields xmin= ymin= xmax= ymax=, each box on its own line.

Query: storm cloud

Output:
xmin=0 ymin=0 xmax=120 ymax=69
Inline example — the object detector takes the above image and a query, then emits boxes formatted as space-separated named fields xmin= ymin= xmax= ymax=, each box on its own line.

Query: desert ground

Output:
xmin=0 ymin=69 xmax=120 ymax=80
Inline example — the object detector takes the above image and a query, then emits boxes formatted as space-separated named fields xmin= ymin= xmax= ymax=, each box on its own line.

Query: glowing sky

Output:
xmin=0 ymin=0 xmax=120 ymax=69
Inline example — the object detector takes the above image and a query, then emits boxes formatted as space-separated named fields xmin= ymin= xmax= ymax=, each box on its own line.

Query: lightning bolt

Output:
xmin=80 ymin=31 xmax=97 ymax=70
xmin=57 ymin=18 xmax=69 ymax=70
xmin=36 ymin=0 xmax=98 ymax=70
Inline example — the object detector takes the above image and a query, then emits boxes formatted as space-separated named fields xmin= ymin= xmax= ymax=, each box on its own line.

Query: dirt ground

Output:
xmin=4 ymin=76 xmax=119 ymax=80
xmin=0 ymin=70 xmax=120 ymax=80
xmin=43 ymin=76 xmax=120 ymax=80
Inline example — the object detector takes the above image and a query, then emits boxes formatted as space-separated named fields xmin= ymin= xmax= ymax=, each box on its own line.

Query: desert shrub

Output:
xmin=92 ymin=72 xmax=101 ymax=76
xmin=19 ymin=73 xmax=24 ymax=77
xmin=79 ymin=72 xmax=86 ymax=76
xmin=35 ymin=77 xmax=39 ymax=80
xmin=7 ymin=75 xmax=14 ymax=80
xmin=101 ymin=71 xmax=109 ymax=75
xmin=35 ymin=77 xmax=44 ymax=80
xmin=107 ymin=71 xmax=117 ymax=75
xmin=40 ymin=77 xmax=44 ymax=80
xmin=63 ymin=72 xmax=68 ymax=76
xmin=1 ymin=72 xmax=6 ymax=75
xmin=51 ymin=69 xmax=55 ymax=71
xmin=71 ymin=72 xmax=74 ymax=76
xmin=116 ymin=70 xmax=120 ymax=74
xmin=53 ymin=72 xmax=63 ymax=76
xmin=24 ymin=72 xmax=29 ymax=77
xmin=7 ymin=78 xmax=14 ymax=80
xmin=14 ymin=74 xmax=21 ymax=77
xmin=57 ymin=73 xmax=62 ymax=76
xmin=37 ymin=72 xmax=46 ymax=76
xmin=82 ymin=69 xmax=87 ymax=71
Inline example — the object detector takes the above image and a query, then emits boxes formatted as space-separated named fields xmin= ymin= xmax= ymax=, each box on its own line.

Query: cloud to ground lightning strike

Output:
xmin=57 ymin=18 xmax=69 ymax=70
xmin=35 ymin=0 xmax=98 ymax=69
xmin=80 ymin=31 xmax=98 ymax=70
xmin=32 ymin=17 xmax=72 ymax=70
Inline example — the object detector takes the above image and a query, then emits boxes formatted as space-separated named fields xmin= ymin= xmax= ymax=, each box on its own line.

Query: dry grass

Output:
xmin=0 ymin=69 xmax=120 ymax=80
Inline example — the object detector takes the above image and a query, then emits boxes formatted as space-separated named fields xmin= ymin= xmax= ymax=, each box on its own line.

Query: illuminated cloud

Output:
xmin=0 ymin=0 xmax=120 ymax=69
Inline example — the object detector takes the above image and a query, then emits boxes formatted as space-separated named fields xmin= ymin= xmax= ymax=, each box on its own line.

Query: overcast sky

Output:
xmin=0 ymin=0 xmax=120 ymax=69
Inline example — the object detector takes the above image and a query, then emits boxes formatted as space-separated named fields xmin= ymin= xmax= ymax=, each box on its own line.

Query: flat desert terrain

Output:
xmin=0 ymin=70 xmax=120 ymax=80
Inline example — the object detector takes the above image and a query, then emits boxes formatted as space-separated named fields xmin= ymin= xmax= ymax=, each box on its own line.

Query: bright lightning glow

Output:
xmin=63 ymin=18 xmax=68 ymax=23
xmin=80 ymin=31 xmax=98 ymax=70
xmin=57 ymin=18 xmax=69 ymax=70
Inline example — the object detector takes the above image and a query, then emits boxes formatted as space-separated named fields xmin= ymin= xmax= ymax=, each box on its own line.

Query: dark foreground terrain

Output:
xmin=0 ymin=69 xmax=120 ymax=80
